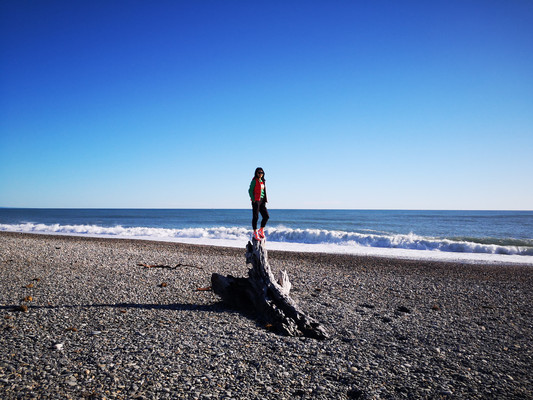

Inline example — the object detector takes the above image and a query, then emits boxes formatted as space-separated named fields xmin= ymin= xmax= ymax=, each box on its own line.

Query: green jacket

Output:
xmin=249 ymin=178 xmax=267 ymax=202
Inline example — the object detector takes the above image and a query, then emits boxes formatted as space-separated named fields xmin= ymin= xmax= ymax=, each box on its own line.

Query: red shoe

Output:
xmin=253 ymin=230 xmax=261 ymax=241
xmin=258 ymin=227 xmax=265 ymax=239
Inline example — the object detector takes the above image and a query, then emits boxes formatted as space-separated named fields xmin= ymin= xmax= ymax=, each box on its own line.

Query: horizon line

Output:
xmin=1 ymin=207 xmax=532 ymax=212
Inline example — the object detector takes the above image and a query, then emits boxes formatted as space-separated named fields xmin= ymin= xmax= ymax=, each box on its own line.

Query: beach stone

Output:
xmin=347 ymin=388 xmax=366 ymax=399
xmin=397 ymin=306 xmax=411 ymax=313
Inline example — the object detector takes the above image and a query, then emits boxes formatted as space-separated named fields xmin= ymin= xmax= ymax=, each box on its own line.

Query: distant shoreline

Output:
xmin=2 ymin=206 xmax=533 ymax=211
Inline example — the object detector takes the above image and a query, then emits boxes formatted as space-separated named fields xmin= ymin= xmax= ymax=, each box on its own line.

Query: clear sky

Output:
xmin=1 ymin=0 xmax=532 ymax=210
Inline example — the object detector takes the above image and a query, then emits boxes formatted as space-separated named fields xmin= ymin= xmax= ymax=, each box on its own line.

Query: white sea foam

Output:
xmin=266 ymin=227 xmax=533 ymax=255
xmin=1 ymin=223 xmax=532 ymax=265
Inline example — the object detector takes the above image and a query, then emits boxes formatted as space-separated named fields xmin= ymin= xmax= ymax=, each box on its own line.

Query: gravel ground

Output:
xmin=1 ymin=232 xmax=532 ymax=399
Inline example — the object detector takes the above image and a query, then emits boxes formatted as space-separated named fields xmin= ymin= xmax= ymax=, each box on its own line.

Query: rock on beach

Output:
xmin=1 ymin=231 xmax=532 ymax=399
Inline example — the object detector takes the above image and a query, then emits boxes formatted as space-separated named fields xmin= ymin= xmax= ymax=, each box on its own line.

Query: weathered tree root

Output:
xmin=211 ymin=240 xmax=328 ymax=340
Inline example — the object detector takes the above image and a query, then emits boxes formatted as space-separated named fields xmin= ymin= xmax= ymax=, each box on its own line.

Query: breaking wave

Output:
xmin=1 ymin=222 xmax=532 ymax=256
xmin=266 ymin=227 xmax=533 ymax=256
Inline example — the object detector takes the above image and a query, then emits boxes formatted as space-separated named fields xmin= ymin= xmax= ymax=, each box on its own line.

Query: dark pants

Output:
xmin=252 ymin=200 xmax=269 ymax=230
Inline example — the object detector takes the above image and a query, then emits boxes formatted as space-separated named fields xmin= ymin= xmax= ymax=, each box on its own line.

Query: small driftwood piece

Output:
xmin=211 ymin=240 xmax=328 ymax=340
xmin=137 ymin=262 xmax=202 ymax=270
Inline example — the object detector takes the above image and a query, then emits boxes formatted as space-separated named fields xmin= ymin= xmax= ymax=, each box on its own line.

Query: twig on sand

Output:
xmin=137 ymin=262 xmax=203 ymax=270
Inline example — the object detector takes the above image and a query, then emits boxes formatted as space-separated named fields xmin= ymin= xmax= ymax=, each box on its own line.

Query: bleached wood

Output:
xmin=277 ymin=270 xmax=291 ymax=295
xmin=211 ymin=240 xmax=328 ymax=340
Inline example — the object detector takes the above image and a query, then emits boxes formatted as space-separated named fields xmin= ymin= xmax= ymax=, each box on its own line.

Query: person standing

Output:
xmin=249 ymin=167 xmax=269 ymax=241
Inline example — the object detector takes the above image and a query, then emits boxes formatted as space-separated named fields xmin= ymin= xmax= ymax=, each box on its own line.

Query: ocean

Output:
xmin=1 ymin=208 xmax=532 ymax=265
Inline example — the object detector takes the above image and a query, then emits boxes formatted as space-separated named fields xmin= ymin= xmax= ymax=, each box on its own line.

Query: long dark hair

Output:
xmin=253 ymin=167 xmax=265 ymax=181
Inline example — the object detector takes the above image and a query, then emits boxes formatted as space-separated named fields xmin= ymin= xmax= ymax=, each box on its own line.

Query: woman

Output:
xmin=248 ymin=167 xmax=269 ymax=241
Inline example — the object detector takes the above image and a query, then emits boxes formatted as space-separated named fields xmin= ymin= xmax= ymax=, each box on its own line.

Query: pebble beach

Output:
xmin=1 ymin=231 xmax=532 ymax=399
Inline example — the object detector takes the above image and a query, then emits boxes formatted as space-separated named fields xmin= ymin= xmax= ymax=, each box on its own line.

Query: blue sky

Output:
xmin=1 ymin=0 xmax=532 ymax=209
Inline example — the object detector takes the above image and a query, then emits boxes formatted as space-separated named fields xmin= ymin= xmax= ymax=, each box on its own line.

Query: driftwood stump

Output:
xmin=211 ymin=240 xmax=328 ymax=340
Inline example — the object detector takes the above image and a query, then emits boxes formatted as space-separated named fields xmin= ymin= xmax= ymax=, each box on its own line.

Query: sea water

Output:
xmin=1 ymin=209 xmax=532 ymax=265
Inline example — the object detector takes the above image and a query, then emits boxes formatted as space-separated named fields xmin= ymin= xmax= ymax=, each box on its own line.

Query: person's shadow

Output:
xmin=0 ymin=301 xmax=233 ymax=313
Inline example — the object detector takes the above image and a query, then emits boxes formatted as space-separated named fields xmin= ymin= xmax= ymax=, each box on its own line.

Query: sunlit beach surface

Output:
xmin=1 ymin=232 xmax=531 ymax=399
